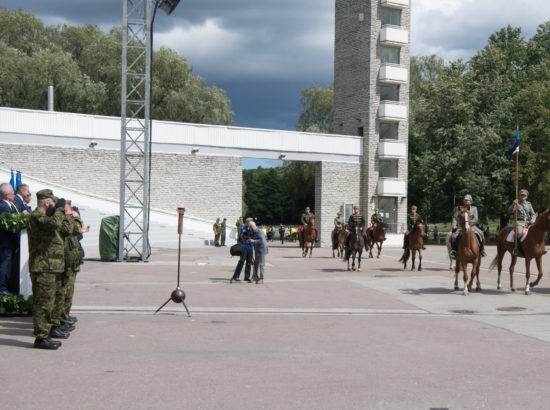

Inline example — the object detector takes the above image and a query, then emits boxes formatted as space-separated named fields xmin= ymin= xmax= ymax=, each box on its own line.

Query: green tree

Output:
xmin=297 ymin=83 xmax=334 ymax=133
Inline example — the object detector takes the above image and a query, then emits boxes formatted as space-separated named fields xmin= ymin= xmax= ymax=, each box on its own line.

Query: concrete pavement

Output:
xmin=2 ymin=243 xmax=550 ymax=409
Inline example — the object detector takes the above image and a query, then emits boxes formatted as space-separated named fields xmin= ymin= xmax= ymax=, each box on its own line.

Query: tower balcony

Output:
xmin=380 ymin=0 xmax=409 ymax=9
xmin=378 ymin=141 xmax=407 ymax=158
xmin=377 ymin=178 xmax=407 ymax=196
xmin=378 ymin=101 xmax=407 ymax=121
xmin=380 ymin=25 xmax=409 ymax=46
xmin=379 ymin=63 xmax=408 ymax=84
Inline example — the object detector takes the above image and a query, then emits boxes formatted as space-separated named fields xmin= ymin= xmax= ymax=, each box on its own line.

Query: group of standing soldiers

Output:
xmin=27 ymin=189 xmax=88 ymax=350
xmin=212 ymin=217 xmax=227 ymax=247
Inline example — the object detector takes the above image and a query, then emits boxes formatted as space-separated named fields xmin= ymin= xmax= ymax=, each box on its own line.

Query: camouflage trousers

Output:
xmin=60 ymin=269 xmax=77 ymax=324
xmin=30 ymin=271 xmax=63 ymax=339
xmin=52 ymin=268 xmax=78 ymax=326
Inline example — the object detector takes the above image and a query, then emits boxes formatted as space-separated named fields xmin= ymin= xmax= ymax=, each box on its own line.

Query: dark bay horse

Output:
xmin=332 ymin=226 xmax=347 ymax=258
xmin=345 ymin=225 xmax=364 ymax=271
xmin=301 ymin=216 xmax=317 ymax=258
xmin=399 ymin=222 xmax=424 ymax=271
xmin=489 ymin=209 xmax=550 ymax=294
xmin=367 ymin=223 xmax=387 ymax=259
xmin=454 ymin=207 xmax=481 ymax=295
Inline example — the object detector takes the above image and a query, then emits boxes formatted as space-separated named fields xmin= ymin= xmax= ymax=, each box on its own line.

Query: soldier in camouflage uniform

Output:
xmin=221 ymin=218 xmax=227 ymax=246
xmin=451 ymin=194 xmax=486 ymax=258
xmin=508 ymin=189 xmax=536 ymax=240
xmin=54 ymin=203 xmax=88 ymax=332
xmin=403 ymin=205 xmax=426 ymax=250
xmin=26 ymin=189 xmax=76 ymax=350
xmin=213 ymin=218 xmax=222 ymax=247
xmin=369 ymin=208 xmax=383 ymax=239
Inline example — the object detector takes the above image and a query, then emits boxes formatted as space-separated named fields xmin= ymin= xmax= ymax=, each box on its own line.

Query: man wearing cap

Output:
xmin=508 ymin=189 xmax=536 ymax=241
xmin=403 ymin=205 xmax=426 ymax=250
xmin=220 ymin=218 xmax=227 ymax=246
xmin=26 ymin=189 xmax=80 ymax=349
xmin=334 ymin=211 xmax=345 ymax=230
xmin=213 ymin=218 xmax=222 ymax=247
xmin=344 ymin=206 xmax=368 ymax=256
xmin=299 ymin=206 xmax=318 ymax=239
xmin=451 ymin=194 xmax=486 ymax=258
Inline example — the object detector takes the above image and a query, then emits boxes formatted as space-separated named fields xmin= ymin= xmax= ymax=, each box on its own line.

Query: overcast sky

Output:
xmin=2 ymin=0 xmax=550 ymax=132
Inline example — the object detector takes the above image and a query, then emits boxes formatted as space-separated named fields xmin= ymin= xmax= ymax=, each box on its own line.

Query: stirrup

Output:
xmin=450 ymin=250 xmax=457 ymax=259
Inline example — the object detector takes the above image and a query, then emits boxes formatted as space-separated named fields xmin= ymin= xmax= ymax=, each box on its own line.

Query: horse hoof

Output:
xmin=418 ymin=268 xmax=422 ymax=272
xmin=525 ymin=290 xmax=531 ymax=295
xmin=454 ymin=286 xmax=460 ymax=291
xmin=476 ymin=287 xmax=482 ymax=292
xmin=511 ymin=288 xmax=516 ymax=293
xmin=497 ymin=285 xmax=502 ymax=291
xmin=463 ymin=291 xmax=469 ymax=296
xmin=529 ymin=282 xmax=536 ymax=288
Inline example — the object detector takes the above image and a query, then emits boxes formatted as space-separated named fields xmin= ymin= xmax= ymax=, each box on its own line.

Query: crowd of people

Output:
xmin=0 ymin=182 xmax=89 ymax=350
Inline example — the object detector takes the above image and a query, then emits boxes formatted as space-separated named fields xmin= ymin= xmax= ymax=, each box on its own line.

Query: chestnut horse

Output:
xmin=367 ymin=223 xmax=387 ymax=259
xmin=489 ymin=209 xmax=550 ymax=294
xmin=454 ymin=207 xmax=481 ymax=295
xmin=399 ymin=222 xmax=425 ymax=271
xmin=301 ymin=216 xmax=317 ymax=258
xmin=345 ymin=225 xmax=364 ymax=271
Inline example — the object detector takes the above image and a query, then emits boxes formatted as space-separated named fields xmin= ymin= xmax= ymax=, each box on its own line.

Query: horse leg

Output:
xmin=525 ymin=258 xmax=532 ymax=295
xmin=475 ymin=259 xmax=482 ymax=292
xmin=411 ymin=250 xmax=416 ymax=271
xmin=368 ymin=242 xmax=374 ymax=258
xmin=530 ymin=255 xmax=544 ymax=288
xmin=462 ymin=263 xmax=469 ymax=296
xmin=347 ymin=253 xmax=351 ymax=271
xmin=377 ymin=243 xmax=381 ymax=259
xmin=357 ymin=251 xmax=361 ymax=272
xmin=352 ymin=254 xmax=356 ymax=271
xmin=454 ymin=265 xmax=459 ymax=291
xmin=509 ymin=255 xmax=518 ymax=292
xmin=497 ymin=250 xmax=504 ymax=290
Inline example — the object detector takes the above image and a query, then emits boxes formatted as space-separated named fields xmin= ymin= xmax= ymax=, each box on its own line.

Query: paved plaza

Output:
xmin=3 ymin=243 xmax=550 ymax=409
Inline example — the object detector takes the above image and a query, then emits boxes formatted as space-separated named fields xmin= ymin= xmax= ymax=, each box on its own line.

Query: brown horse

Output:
xmin=367 ymin=223 xmax=387 ymax=259
xmin=489 ymin=209 xmax=550 ymax=295
xmin=399 ymin=222 xmax=425 ymax=271
xmin=454 ymin=207 xmax=481 ymax=295
xmin=332 ymin=226 xmax=346 ymax=258
xmin=345 ymin=225 xmax=364 ymax=271
xmin=301 ymin=216 xmax=317 ymax=258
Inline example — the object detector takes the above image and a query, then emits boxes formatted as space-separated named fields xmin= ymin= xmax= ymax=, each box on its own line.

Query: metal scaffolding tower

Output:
xmin=119 ymin=0 xmax=152 ymax=261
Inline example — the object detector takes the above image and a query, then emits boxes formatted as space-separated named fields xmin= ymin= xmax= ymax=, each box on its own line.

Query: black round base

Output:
xmin=170 ymin=288 xmax=186 ymax=303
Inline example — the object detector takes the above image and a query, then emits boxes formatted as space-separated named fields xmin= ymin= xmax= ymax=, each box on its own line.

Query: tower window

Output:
xmin=380 ymin=46 xmax=400 ymax=65
xmin=379 ymin=159 xmax=398 ymax=178
xmin=380 ymin=85 xmax=399 ymax=102
xmin=380 ymin=122 xmax=398 ymax=140
xmin=381 ymin=8 xmax=401 ymax=26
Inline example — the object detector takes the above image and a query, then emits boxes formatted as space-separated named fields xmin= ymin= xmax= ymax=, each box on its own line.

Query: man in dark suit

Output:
xmin=0 ymin=183 xmax=20 ymax=295
xmin=14 ymin=183 xmax=32 ymax=213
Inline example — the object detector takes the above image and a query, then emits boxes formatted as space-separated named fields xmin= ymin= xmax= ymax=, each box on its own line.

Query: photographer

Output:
xmin=231 ymin=218 xmax=254 ymax=283
xmin=249 ymin=221 xmax=268 ymax=284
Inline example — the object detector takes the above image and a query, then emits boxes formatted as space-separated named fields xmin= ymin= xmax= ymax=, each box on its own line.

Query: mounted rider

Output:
xmin=451 ymin=194 xmax=486 ymax=258
xmin=345 ymin=205 xmax=368 ymax=250
xmin=403 ymin=205 xmax=426 ymax=250
xmin=369 ymin=208 xmax=383 ymax=239
xmin=334 ymin=211 xmax=345 ymax=230
xmin=508 ymin=189 xmax=536 ymax=240
xmin=299 ymin=206 xmax=318 ymax=239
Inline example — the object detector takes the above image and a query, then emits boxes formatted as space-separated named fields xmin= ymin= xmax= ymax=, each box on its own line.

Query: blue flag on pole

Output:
xmin=508 ymin=130 xmax=519 ymax=156
xmin=16 ymin=171 xmax=22 ymax=188
xmin=9 ymin=170 xmax=15 ymax=191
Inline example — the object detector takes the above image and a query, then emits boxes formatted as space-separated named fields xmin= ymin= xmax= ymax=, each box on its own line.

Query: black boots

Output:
xmin=50 ymin=326 xmax=70 ymax=339
xmin=34 ymin=337 xmax=61 ymax=350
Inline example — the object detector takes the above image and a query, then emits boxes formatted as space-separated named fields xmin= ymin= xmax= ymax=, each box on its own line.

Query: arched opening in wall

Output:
xmin=242 ymin=158 xmax=316 ymax=227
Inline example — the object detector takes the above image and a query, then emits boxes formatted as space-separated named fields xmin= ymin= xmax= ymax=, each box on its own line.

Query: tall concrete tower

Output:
xmin=334 ymin=0 xmax=410 ymax=234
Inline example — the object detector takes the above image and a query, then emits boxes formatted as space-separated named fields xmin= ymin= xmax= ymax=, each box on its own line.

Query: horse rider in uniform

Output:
xmin=345 ymin=206 xmax=368 ymax=251
xmin=451 ymin=194 xmax=486 ymax=258
xmin=299 ymin=206 xmax=318 ymax=239
xmin=403 ymin=205 xmax=426 ymax=250
xmin=508 ymin=189 xmax=536 ymax=242
xmin=369 ymin=208 xmax=383 ymax=240
xmin=334 ymin=211 xmax=345 ymax=230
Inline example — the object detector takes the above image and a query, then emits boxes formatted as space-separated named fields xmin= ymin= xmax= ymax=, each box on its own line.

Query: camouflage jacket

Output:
xmin=65 ymin=220 xmax=85 ymax=272
xmin=371 ymin=213 xmax=383 ymax=225
xmin=27 ymin=209 xmax=81 ymax=273
xmin=301 ymin=212 xmax=315 ymax=225
xmin=407 ymin=213 xmax=423 ymax=231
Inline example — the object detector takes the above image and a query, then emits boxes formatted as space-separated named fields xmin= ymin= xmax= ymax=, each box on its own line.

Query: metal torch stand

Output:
xmin=154 ymin=206 xmax=191 ymax=316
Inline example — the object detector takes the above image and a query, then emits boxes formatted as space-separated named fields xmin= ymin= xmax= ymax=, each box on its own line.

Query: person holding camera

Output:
xmin=231 ymin=218 xmax=254 ymax=283
xmin=249 ymin=221 xmax=268 ymax=284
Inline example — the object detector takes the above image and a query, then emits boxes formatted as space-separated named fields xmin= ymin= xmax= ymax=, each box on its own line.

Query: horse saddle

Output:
xmin=506 ymin=227 xmax=529 ymax=243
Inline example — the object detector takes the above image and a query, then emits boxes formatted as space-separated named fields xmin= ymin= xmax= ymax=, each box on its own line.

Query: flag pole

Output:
xmin=513 ymin=122 xmax=519 ymax=256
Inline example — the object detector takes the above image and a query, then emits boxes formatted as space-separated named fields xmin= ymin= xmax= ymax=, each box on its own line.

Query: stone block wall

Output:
xmin=0 ymin=143 xmax=242 ymax=225
xmin=315 ymin=161 xmax=361 ymax=247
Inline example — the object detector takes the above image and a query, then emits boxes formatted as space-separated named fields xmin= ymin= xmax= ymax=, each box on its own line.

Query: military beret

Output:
xmin=36 ymin=189 xmax=56 ymax=201
xmin=520 ymin=189 xmax=529 ymax=196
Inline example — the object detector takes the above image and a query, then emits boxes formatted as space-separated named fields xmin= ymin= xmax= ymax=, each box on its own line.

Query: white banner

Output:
xmin=19 ymin=229 xmax=32 ymax=299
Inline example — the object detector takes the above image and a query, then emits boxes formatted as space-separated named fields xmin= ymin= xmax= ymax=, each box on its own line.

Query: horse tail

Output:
xmin=398 ymin=249 xmax=409 ymax=263
xmin=488 ymin=255 xmax=499 ymax=271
